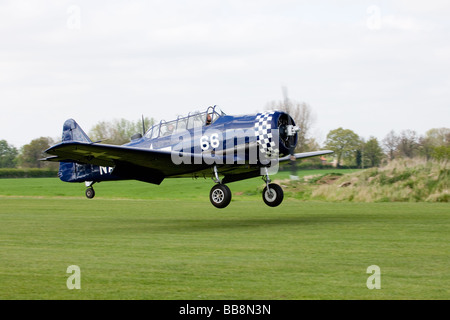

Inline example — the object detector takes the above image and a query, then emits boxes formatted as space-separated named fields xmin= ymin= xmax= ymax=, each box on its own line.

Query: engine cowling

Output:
xmin=254 ymin=111 xmax=299 ymax=157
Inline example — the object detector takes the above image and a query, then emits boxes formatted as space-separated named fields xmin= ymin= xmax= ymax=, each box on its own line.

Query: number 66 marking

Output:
xmin=201 ymin=133 xmax=220 ymax=151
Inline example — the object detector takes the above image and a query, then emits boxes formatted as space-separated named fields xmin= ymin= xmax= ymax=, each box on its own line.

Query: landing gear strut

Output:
xmin=261 ymin=167 xmax=284 ymax=207
xmin=85 ymin=181 xmax=95 ymax=199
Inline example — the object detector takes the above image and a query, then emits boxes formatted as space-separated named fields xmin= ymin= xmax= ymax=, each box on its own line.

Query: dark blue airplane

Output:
xmin=43 ymin=106 xmax=333 ymax=208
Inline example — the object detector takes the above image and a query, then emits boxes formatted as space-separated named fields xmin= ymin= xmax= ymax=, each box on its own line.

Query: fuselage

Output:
xmin=58 ymin=108 xmax=297 ymax=184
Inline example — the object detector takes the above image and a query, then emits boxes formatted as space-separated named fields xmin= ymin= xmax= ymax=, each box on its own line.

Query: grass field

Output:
xmin=0 ymin=171 xmax=448 ymax=299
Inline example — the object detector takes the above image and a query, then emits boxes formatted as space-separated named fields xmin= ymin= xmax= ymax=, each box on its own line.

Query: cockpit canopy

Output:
xmin=144 ymin=106 xmax=225 ymax=139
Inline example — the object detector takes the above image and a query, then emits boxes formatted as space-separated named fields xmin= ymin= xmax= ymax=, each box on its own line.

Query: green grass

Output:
xmin=0 ymin=172 xmax=448 ymax=299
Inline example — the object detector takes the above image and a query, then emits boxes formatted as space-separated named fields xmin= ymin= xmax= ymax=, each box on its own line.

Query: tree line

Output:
xmin=0 ymin=117 xmax=155 ymax=169
xmin=1 ymin=105 xmax=448 ymax=169
xmin=323 ymin=127 xmax=449 ymax=168
xmin=266 ymin=98 xmax=449 ymax=168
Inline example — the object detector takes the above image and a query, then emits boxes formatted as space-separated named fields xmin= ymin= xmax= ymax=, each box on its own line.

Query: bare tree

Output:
xmin=265 ymin=87 xmax=316 ymax=153
xmin=382 ymin=130 xmax=399 ymax=161
xmin=397 ymin=130 xmax=419 ymax=158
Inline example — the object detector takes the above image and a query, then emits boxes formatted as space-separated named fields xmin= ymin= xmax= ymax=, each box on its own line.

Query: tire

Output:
xmin=210 ymin=184 xmax=232 ymax=208
xmin=262 ymin=183 xmax=283 ymax=207
xmin=85 ymin=187 xmax=95 ymax=199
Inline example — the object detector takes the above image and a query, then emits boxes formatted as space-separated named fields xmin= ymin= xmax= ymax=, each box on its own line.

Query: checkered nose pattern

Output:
xmin=254 ymin=111 xmax=279 ymax=156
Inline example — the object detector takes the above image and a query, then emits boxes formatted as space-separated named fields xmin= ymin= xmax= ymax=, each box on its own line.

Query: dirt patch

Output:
xmin=315 ymin=175 xmax=341 ymax=185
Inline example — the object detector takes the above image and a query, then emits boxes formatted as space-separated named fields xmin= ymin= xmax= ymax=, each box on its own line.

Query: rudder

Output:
xmin=59 ymin=119 xmax=93 ymax=182
xmin=62 ymin=119 xmax=92 ymax=143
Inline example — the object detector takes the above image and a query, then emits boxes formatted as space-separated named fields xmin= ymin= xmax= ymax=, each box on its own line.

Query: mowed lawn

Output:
xmin=0 ymin=175 xmax=448 ymax=299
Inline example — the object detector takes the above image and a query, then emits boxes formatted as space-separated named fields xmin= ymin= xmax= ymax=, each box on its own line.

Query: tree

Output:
xmin=419 ymin=127 xmax=450 ymax=161
xmin=397 ymin=130 xmax=419 ymax=158
xmin=18 ymin=137 xmax=55 ymax=168
xmin=419 ymin=135 xmax=435 ymax=160
xmin=0 ymin=140 xmax=18 ymax=168
xmin=324 ymin=128 xmax=360 ymax=167
xmin=382 ymin=130 xmax=399 ymax=161
xmin=364 ymin=137 xmax=383 ymax=167
xmin=420 ymin=127 xmax=450 ymax=160
xmin=431 ymin=145 xmax=450 ymax=161
xmin=89 ymin=117 xmax=156 ymax=145
xmin=425 ymin=127 xmax=450 ymax=146
xmin=355 ymin=149 xmax=363 ymax=168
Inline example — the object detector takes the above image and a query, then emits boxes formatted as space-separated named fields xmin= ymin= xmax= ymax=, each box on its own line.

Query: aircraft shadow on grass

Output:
xmin=103 ymin=214 xmax=366 ymax=234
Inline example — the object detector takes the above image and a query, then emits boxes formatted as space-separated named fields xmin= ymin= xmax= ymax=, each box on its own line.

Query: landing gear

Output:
xmin=85 ymin=187 xmax=95 ymax=199
xmin=261 ymin=167 xmax=284 ymax=207
xmin=262 ymin=183 xmax=283 ymax=207
xmin=209 ymin=166 xmax=232 ymax=208
xmin=207 ymin=166 xmax=284 ymax=208
xmin=85 ymin=181 xmax=95 ymax=199
xmin=210 ymin=184 xmax=232 ymax=208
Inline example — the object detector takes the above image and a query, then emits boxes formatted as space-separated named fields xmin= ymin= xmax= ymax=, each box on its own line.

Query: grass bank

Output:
xmin=281 ymin=159 xmax=449 ymax=203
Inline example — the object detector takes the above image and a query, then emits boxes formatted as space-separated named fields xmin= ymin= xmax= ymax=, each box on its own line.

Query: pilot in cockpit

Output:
xmin=206 ymin=114 xmax=212 ymax=126
xmin=164 ymin=124 xmax=174 ymax=136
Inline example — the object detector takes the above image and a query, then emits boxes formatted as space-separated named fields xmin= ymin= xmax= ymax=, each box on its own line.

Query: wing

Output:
xmin=44 ymin=142 xmax=333 ymax=184
xmin=44 ymin=141 xmax=213 ymax=177
xmin=44 ymin=141 xmax=261 ymax=181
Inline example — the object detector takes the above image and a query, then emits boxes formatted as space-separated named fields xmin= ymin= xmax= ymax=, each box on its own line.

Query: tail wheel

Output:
xmin=262 ymin=183 xmax=283 ymax=207
xmin=210 ymin=184 xmax=232 ymax=208
xmin=85 ymin=187 xmax=95 ymax=199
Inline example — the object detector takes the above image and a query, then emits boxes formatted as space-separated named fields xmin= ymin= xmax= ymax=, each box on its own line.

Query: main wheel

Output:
xmin=210 ymin=184 xmax=232 ymax=208
xmin=85 ymin=187 xmax=95 ymax=199
xmin=262 ymin=183 xmax=284 ymax=207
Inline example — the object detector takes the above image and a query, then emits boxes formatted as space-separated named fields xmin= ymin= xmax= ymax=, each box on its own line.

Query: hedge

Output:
xmin=0 ymin=168 xmax=59 ymax=178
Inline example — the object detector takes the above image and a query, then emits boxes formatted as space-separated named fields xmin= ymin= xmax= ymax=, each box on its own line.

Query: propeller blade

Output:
xmin=287 ymin=115 xmax=298 ymax=179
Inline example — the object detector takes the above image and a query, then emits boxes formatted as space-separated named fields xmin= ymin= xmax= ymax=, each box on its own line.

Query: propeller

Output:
xmin=288 ymin=117 xmax=299 ymax=179
xmin=142 ymin=115 xmax=146 ymax=136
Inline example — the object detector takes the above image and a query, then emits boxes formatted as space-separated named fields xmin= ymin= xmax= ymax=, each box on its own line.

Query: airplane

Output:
xmin=43 ymin=106 xmax=333 ymax=208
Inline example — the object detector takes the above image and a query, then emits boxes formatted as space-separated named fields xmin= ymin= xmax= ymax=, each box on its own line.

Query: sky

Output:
xmin=1 ymin=0 xmax=449 ymax=148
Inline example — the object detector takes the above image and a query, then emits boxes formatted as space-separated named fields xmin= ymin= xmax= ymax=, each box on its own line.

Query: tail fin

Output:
xmin=59 ymin=119 xmax=93 ymax=182
xmin=62 ymin=119 xmax=92 ymax=143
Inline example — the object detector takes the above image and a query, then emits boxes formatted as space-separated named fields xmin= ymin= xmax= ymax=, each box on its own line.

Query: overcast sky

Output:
xmin=1 ymin=0 xmax=449 ymax=148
